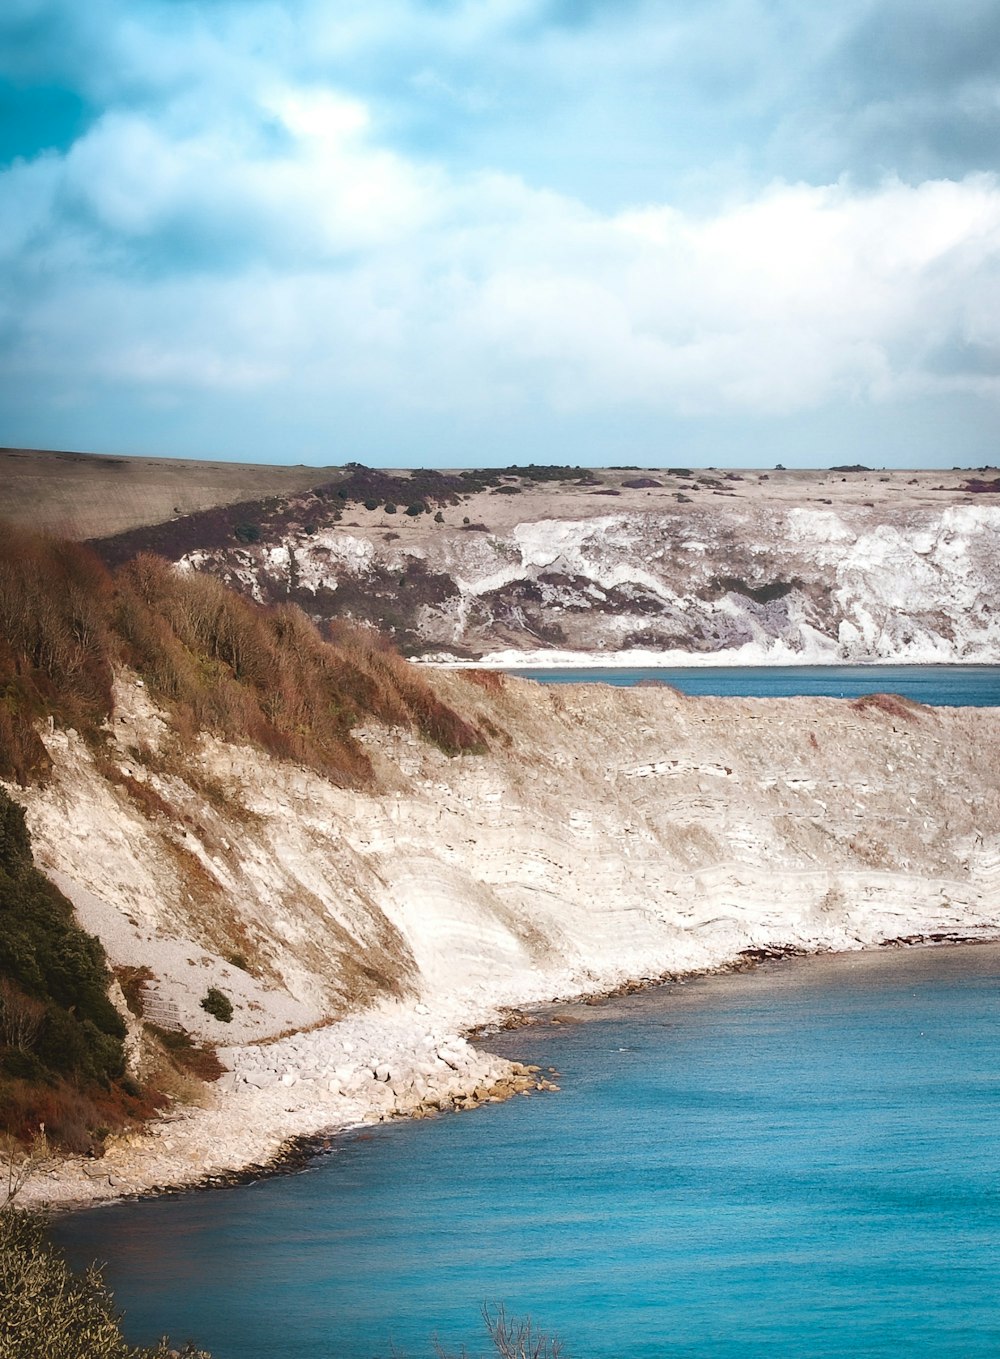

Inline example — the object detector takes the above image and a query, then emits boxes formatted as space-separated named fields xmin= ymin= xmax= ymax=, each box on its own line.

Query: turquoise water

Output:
xmin=56 ymin=946 xmax=1000 ymax=1358
xmin=503 ymin=663 xmax=1000 ymax=706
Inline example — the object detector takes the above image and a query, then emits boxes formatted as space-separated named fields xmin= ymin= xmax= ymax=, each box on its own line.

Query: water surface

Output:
xmin=503 ymin=663 xmax=1000 ymax=706
xmin=56 ymin=946 xmax=1000 ymax=1358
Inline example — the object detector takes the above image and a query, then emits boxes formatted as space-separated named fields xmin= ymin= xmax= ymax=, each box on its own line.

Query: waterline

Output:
xmin=55 ymin=944 xmax=1000 ymax=1359
xmin=503 ymin=663 xmax=1000 ymax=705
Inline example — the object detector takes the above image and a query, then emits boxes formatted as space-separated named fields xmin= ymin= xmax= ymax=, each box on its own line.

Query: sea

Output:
xmin=55 ymin=945 xmax=1000 ymax=1359
xmin=502 ymin=663 xmax=1000 ymax=707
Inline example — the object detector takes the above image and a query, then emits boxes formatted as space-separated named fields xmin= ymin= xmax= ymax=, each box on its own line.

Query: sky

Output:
xmin=1 ymin=0 xmax=999 ymax=468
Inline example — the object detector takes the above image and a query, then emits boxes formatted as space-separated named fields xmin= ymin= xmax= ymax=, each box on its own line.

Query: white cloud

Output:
xmin=1 ymin=61 xmax=1000 ymax=449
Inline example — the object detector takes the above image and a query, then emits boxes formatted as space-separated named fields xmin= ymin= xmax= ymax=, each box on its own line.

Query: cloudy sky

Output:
xmin=1 ymin=0 xmax=999 ymax=467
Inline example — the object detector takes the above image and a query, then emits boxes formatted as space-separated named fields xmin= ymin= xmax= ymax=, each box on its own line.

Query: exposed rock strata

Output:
xmin=180 ymin=500 xmax=1000 ymax=663
xmin=9 ymin=671 xmax=1000 ymax=1207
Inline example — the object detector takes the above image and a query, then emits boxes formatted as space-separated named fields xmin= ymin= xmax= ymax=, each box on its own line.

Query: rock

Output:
xmin=245 ymin=1069 xmax=278 ymax=1089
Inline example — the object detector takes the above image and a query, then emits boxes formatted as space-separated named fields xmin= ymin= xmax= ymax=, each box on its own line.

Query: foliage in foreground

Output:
xmin=431 ymin=1302 xmax=566 ymax=1359
xmin=0 ymin=1200 xmax=565 ymax=1359
xmin=0 ymin=1206 xmax=211 ymax=1359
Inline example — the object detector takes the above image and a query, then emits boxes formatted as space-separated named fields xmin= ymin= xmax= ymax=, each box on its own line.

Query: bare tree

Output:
xmin=2 ymin=1129 xmax=52 ymax=1212
xmin=0 ymin=980 xmax=45 ymax=1055
xmin=481 ymin=1304 xmax=565 ymax=1359
xmin=428 ymin=1305 xmax=566 ymax=1359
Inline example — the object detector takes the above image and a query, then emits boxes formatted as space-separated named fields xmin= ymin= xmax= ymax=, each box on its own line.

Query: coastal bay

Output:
xmin=55 ymin=943 xmax=1000 ymax=1359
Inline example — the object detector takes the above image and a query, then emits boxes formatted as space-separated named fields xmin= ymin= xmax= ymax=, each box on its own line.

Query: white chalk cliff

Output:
xmin=182 ymin=501 xmax=1000 ymax=663
xmin=11 ymin=669 xmax=1000 ymax=1205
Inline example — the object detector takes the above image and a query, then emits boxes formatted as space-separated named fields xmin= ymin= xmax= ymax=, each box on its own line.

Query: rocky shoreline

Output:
xmin=19 ymin=934 xmax=1000 ymax=1217
xmin=15 ymin=1000 xmax=561 ymax=1215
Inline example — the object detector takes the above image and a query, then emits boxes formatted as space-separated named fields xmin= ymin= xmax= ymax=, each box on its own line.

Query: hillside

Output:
xmin=5 ymin=449 xmax=1000 ymax=663
xmin=0 ymin=515 xmax=997 ymax=1204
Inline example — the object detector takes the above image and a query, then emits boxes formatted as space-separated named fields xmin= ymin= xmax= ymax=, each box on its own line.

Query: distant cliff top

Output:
xmin=3 ymin=446 xmax=997 ymax=542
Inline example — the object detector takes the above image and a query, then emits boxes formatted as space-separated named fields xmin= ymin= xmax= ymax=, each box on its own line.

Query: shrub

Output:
xmin=233 ymin=523 xmax=260 ymax=544
xmin=433 ymin=511 xmax=444 ymax=524
xmin=0 ymin=789 xmax=125 ymax=1090
xmin=0 ymin=531 xmax=113 ymax=783
xmin=364 ymin=499 xmax=379 ymax=511
xmin=0 ymin=533 xmax=486 ymax=789
xmin=199 ymin=988 xmax=233 ymax=1023
xmin=0 ymin=1207 xmax=212 ymax=1358
xmin=405 ymin=503 xmax=426 ymax=517
xmin=384 ymin=502 xmax=397 ymax=514
xmin=463 ymin=670 xmax=505 ymax=694
xmin=113 ymin=965 xmax=155 ymax=1018
xmin=145 ymin=1024 xmax=224 ymax=1082
xmin=850 ymin=692 xmax=925 ymax=722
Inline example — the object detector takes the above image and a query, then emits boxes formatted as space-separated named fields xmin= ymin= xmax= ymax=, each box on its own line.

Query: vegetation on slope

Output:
xmin=0 ymin=785 xmax=156 ymax=1150
xmin=0 ymin=531 xmax=483 ymax=786
xmin=0 ymin=1205 xmax=211 ymax=1358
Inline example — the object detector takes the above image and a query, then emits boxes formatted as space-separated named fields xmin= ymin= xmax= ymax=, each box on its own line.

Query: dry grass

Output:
xmin=145 ymin=1024 xmax=225 ymax=1085
xmin=462 ymin=668 xmax=506 ymax=693
xmin=0 ymin=531 xmax=485 ymax=785
xmin=849 ymin=692 xmax=926 ymax=722
xmin=0 ymin=1074 xmax=166 ymax=1156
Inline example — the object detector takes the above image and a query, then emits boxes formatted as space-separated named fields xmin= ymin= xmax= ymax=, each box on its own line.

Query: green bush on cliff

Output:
xmin=199 ymin=987 xmax=233 ymax=1023
xmin=0 ymin=787 xmax=127 ymax=1143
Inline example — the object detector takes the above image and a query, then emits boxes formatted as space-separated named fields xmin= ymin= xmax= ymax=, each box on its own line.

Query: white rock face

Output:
xmin=9 ymin=670 xmax=1000 ymax=1206
xmin=180 ymin=499 xmax=1000 ymax=662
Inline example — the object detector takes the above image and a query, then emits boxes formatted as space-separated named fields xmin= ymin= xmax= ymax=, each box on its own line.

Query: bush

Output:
xmin=233 ymin=523 xmax=260 ymax=544
xmin=384 ymin=502 xmax=397 ymax=514
xmin=0 ymin=533 xmax=486 ymax=789
xmin=199 ymin=988 xmax=233 ymax=1023
xmin=405 ymin=503 xmax=426 ymax=517
xmin=0 ymin=1207 xmax=211 ymax=1358
xmin=0 ymin=789 xmax=125 ymax=1091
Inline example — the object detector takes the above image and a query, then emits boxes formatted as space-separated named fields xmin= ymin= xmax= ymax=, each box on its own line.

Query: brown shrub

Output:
xmin=0 ymin=1073 xmax=165 ymax=1154
xmin=145 ymin=1025 xmax=224 ymax=1083
xmin=850 ymin=692 xmax=925 ymax=722
xmin=1 ymin=534 xmax=485 ymax=786
xmin=0 ymin=533 xmax=114 ymax=782
xmin=113 ymin=965 xmax=155 ymax=1017
xmin=463 ymin=668 xmax=506 ymax=693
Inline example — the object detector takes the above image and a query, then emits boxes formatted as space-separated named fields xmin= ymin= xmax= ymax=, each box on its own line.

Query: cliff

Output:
xmin=133 ymin=473 xmax=1000 ymax=663
xmin=5 ymin=450 xmax=998 ymax=664
xmin=9 ymin=668 xmax=999 ymax=1205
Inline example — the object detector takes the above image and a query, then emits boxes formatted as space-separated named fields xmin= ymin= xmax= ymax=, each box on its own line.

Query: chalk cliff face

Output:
xmin=180 ymin=500 xmax=1000 ymax=663
xmin=16 ymin=672 xmax=1000 ymax=1039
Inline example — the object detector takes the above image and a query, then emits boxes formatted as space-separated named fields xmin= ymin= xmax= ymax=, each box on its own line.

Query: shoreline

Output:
xmin=21 ymin=931 xmax=1000 ymax=1218
xmin=419 ymin=649 xmax=1000 ymax=670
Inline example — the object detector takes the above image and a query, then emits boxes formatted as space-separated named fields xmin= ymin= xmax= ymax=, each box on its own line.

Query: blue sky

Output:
xmin=1 ymin=0 xmax=998 ymax=467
